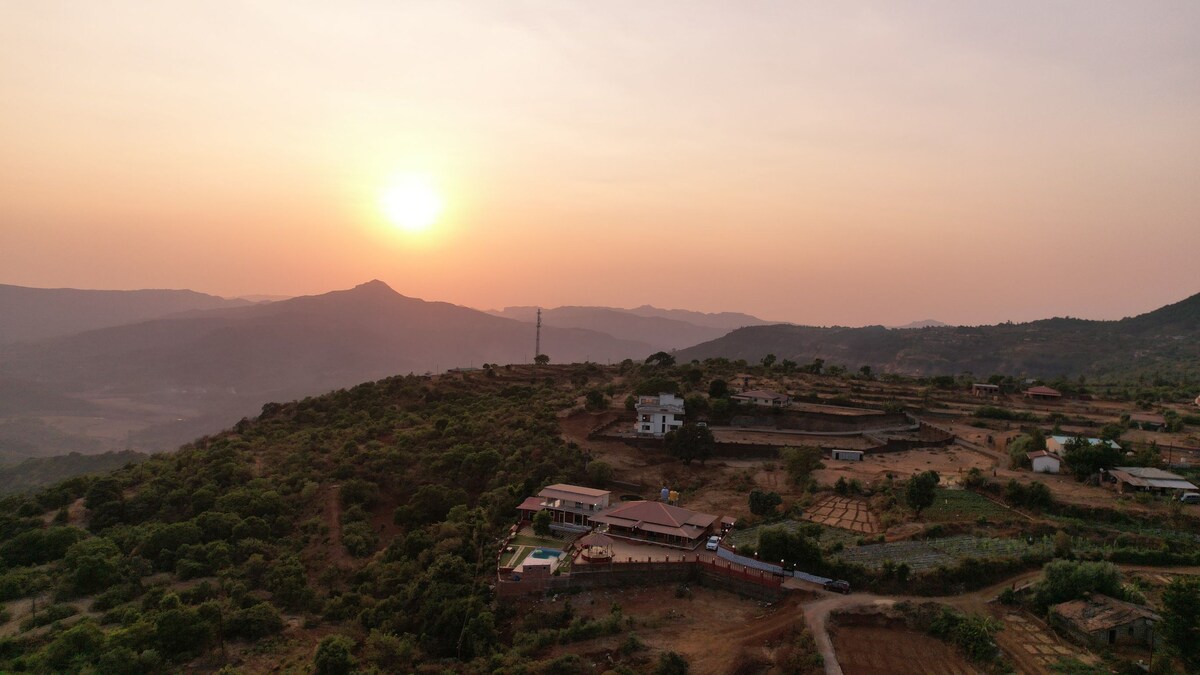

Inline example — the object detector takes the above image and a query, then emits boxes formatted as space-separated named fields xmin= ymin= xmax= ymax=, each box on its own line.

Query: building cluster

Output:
xmin=634 ymin=388 xmax=791 ymax=437
xmin=517 ymin=483 xmax=732 ymax=550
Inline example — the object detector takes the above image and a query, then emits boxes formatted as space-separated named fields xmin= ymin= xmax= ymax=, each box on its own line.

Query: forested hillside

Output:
xmin=677 ymin=291 xmax=1200 ymax=382
xmin=0 ymin=366 xmax=598 ymax=673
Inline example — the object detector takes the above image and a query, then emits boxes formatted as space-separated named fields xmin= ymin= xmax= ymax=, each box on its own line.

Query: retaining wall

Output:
xmin=496 ymin=558 xmax=785 ymax=601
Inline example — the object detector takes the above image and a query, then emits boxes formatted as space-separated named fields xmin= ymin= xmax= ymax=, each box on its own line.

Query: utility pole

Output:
xmin=534 ymin=308 xmax=542 ymax=364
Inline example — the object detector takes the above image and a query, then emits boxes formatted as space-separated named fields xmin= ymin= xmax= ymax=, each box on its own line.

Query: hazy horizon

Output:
xmin=4 ymin=2 xmax=1199 ymax=326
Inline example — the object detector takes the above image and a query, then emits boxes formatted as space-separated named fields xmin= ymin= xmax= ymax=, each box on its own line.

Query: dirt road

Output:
xmin=799 ymin=564 xmax=1199 ymax=675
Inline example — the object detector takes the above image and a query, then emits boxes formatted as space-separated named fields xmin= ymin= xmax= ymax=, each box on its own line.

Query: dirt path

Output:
xmin=321 ymin=484 xmax=352 ymax=570
xmin=800 ymin=564 xmax=1200 ymax=675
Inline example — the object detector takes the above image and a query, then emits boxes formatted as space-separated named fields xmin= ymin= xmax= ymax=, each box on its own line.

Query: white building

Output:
xmin=832 ymin=449 xmax=864 ymax=462
xmin=635 ymin=393 xmax=685 ymax=437
xmin=1027 ymin=450 xmax=1062 ymax=474
xmin=1046 ymin=435 xmax=1121 ymax=455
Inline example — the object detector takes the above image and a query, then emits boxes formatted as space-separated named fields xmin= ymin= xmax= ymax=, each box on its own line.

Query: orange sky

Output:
xmin=2 ymin=2 xmax=1198 ymax=326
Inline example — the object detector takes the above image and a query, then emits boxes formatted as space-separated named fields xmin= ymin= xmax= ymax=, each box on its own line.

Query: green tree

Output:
xmin=708 ymin=379 xmax=729 ymax=398
xmin=748 ymin=489 xmax=782 ymax=517
xmin=42 ymin=618 xmax=104 ymax=672
xmin=1034 ymin=560 xmax=1123 ymax=611
xmin=684 ymin=394 xmax=710 ymax=417
xmin=760 ymin=354 xmax=777 ymax=369
xmin=780 ymin=446 xmax=823 ymax=486
xmin=534 ymin=354 xmax=550 ymax=366
xmin=226 ymin=602 xmax=283 ymax=640
xmin=757 ymin=525 xmax=823 ymax=570
xmin=314 ymin=635 xmax=358 ymax=675
xmin=62 ymin=536 xmax=124 ymax=595
xmin=1061 ymin=436 xmax=1121 ymax=480
xmin=905 ymin=471 xmax=940 ymax=515
xmin=585 ymin=461 xmax=614 ymax=487
xmin=645 ymin=351 xmax=676 ymax=368
xmin=664 ymin=423 xmax=715 ymax=466
xmin=584 ymin=389 xmax=608 ymax=411
xmin=532 ymin=509 xmax=552 ymax=537
xmin=1160 ymin=576 xmax=1200 ymax=671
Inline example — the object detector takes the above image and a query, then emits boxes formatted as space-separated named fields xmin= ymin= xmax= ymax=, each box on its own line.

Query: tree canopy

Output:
xmin=664 ymin=423 xmax=715 ymax=466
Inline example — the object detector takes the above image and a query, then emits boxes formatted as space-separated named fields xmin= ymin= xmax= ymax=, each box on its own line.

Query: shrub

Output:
xmin=226 ymin=602 xmax=283 ymax=641
xmin=313 ymin=635 xmax=358 ymax=675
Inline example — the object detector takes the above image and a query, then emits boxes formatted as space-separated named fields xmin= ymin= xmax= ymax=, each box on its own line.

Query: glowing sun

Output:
xmin=381 ymin=174 xmax=443 ymax=233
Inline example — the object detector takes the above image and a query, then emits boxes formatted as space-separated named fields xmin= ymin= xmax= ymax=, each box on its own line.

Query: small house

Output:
xmin=971 ymin=383 xmax=1001 ymax=397
xmin=731 ymin=389 xmax=791 ymax=407
xmin=635 ymin=393 xmax=685 ymax=437
xmin=1023 ymin=385 xmax=1062 ymax=401
xmin=1027 ymin=450 xmax=1062 ymax=474
xmin=1050 ymin=594 xmax=1160 ymax=649
xmin=1107 ymin=466 xmax=1198 ymax=495
xmin=832 ymin=449 xmax=864 ymax=462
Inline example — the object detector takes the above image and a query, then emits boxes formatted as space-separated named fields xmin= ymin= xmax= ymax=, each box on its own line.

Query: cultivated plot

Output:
xmin=803 ymin=495 xmax=882 ymax=534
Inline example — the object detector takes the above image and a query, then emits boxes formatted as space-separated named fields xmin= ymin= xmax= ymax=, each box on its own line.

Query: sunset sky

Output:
xmin=2 ymin=1 xmax=1198 ymax=326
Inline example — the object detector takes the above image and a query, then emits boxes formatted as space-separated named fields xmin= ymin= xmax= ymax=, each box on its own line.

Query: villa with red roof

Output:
xmin=590 ymin=500 xmax=720 ymax=549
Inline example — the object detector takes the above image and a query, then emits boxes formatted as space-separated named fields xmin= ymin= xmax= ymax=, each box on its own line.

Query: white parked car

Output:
xmin=1180 ymin=492 xmax=1200 ymax=504
xmin=705 ymin=535 xmax=720 ymax=551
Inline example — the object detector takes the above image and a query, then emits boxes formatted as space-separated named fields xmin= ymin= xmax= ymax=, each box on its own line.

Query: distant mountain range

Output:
xmin=893 ymin=319 xmax=950 ymax=329
xmin=0 ymin=281 xmax=652 ymax=455
xmin=1 ymin=279 xmax=1196 ymax=459
xmin=488 ymin=305 xmax=770 ymax=351
xmin=0 ymin=283 xmax=252 ymax=344
xmin=677 ymin=292 xmax=1200 ymax=380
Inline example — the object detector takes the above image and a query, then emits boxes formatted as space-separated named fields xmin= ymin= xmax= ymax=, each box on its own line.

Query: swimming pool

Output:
xmin=529 ymin=547 xmax=562 ymax=559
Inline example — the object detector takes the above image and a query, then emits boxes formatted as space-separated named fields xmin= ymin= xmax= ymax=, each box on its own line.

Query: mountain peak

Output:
xmin=352 ymin=279 xmax=395 ymax=293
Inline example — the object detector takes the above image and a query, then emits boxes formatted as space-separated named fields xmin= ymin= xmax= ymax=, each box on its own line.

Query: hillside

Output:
xmin=488 ymin=305 xmax=738 ymax=350
xmin=0 ymin=281 xmax=651 ymax=455
xmin=0 ymin=367 xmax=597 ymax=672
xmin=676 ymin=291 xmax=1200 ymax=381
xmin=0 ymin=284 xmax=251 ymax=345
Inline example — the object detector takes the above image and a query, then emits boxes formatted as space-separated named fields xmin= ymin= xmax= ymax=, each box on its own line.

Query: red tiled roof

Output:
xmin=1025 ymin=386 xmax=1061 ymax=396
xmin=578 ymin=532 xmax=614 ymax=547
xmin=591 ymin=500 xmax=718 ymax=539
xmin=517 ymin=496 xmax=545 ymax=512
xmin=1027 ymin=450 xmax=1059 ymax=460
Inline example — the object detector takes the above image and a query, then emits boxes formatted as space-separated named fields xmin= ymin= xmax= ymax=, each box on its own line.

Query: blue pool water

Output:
xmin=529 ymin=547 xmax=562 ymax=559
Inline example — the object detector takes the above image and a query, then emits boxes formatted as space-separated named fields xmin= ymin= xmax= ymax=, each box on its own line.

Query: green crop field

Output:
xmin=921 ymin=488 xmax=1014 ymax=523
xmin=834 ymin=534 xmax=1054 ymax=571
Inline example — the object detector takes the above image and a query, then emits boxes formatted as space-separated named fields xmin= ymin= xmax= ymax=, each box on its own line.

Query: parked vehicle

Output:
xmin=1180 ymin=492 xmax=1200 ymax=504
xmin=823 ymin=579 xmax=851 ymax=594
xmin=705 ymin=535 xmax=720 ymax=551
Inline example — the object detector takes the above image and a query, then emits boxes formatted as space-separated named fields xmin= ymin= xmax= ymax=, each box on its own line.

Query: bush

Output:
xmin=313 ymin=635 xmax=358 ymax=675
xmin=20 ymin=602 xmax=77 ymax=630
xmin=1034 ymin=560 xmax=1123 ymax=611
xmin=226 ymin=602 xmax=283 ymax=640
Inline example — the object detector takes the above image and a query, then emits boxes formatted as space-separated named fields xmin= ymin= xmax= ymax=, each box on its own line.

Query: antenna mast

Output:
xmin=534 ymin=308 xmax=542 ymax=363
